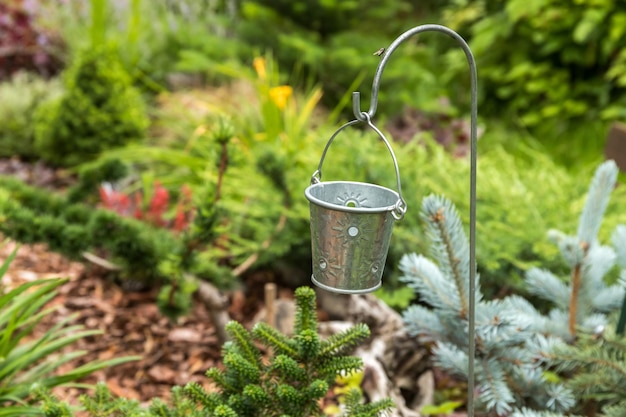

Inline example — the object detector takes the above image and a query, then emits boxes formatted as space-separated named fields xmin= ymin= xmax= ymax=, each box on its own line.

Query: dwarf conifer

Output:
xmin=37 ymin=287 xmax=393 ymax=417
xmin=400 ymin=161 xmax=625 ymax=415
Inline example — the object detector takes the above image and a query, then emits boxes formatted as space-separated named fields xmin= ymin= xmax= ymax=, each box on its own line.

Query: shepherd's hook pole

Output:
xmin=353 ymin=24 xmax=478 ymax=416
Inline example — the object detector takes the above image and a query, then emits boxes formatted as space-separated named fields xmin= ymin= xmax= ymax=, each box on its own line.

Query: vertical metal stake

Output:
xmin=352 ymin=24 xmax=478 ymax=416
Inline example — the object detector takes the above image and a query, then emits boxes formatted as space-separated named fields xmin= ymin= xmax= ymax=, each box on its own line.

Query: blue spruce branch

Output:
xmin=577 ymin=160 xmax=618 ymax=245
xmin=421 ymin=195 xmax=473 ymax=315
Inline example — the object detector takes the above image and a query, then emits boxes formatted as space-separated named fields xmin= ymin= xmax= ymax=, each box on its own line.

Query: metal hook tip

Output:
xmin=352 ymin=92 xmax=369 ymax=121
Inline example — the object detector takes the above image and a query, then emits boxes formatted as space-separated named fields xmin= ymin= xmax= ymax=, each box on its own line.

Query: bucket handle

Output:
xmin=310 ymin=113 xmax=407 ymax=220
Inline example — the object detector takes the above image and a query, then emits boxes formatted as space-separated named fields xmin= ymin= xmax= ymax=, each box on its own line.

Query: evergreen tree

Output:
xmin=185 ymin=286 xmax=392 ymax=416
xmin=552 ymin=331 xmax=626 ymax=417
xmin=522 ymin=160 xmax=625 ymax=340
xmin=400 ymin=195 xmax=574 ymax=415
xmin=34 ymin=43 xmax=148 ymax=167
xmin=547 ymin=215 xmax=626 ymax=412
xmin=400 ymin=161 xmax=625 ymax=416
xmin=37 ymin=287 xmax=393 ymax=417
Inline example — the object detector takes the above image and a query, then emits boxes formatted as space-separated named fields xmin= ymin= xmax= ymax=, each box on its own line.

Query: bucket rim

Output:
xmin=311 ymin=274 xmax=382 ymax=294
xmin=305 ymin=180 xmax=399 ymax=214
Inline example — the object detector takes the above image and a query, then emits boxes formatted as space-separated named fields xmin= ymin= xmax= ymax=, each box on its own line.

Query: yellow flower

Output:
xmin=269 ymin=85 xmax=293 ymax=110
xmin=253 ymin=57 xmax=266 ymax=80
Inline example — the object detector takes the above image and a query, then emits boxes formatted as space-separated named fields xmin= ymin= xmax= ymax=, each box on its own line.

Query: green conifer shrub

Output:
xmin=34 ymin=43 xmax=148 ymax=167
xmin=0 ymin=173 xmax=204 ymax=317
xmin=90 ymin=114 xmax=298 ymax=287
xmin=36 ymin=287 xmax=394 ymax=417
xmin=543 ymin=199 xmax=626 ymax=417
xmin=0 ymin=176 xmax=180 ymax=286
xmin=519 ymin=161 xmax=626 ymax=340
xmin=552 ymin=331 xmax=626 ymax=417
xmin=0 ymin=72 xmax=62 ymax=160
xmin=400 ymin=160 xmax=625 ymax=415
xmin=184 ymin=287 xmax=393 ymax=417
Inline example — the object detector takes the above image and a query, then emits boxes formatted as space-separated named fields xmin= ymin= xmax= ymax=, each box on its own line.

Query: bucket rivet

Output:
xmin=319 ymin=259 xmax=327 ymax=270
xmin=348 ymin=226 xmax=359 ymax=237
xmin=371 ymin=263 xmax=380 ymax=273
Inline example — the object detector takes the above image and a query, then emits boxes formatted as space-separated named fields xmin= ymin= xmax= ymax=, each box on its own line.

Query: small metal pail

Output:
xmin=305 ymin=118 xmax=406 ymax=294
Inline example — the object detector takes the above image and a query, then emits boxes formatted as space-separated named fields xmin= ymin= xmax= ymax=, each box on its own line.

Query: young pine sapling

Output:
xmin=400 ymin=161 xmax=626 ymax=416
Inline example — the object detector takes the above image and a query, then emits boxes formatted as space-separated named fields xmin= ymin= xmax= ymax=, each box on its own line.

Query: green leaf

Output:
xmin=0 ymin=244 xmax=17 ymax=279
xmin=41 ymin=355 xmax=141 ymax=387
xmin=573 ymin=9 xmax=606 ymax=43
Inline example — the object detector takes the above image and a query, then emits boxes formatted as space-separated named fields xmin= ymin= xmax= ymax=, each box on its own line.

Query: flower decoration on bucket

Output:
xmin=337 ymin=192 xmax=368 ymax=208
xmin=332 ymin=215 xmax=375 ymax=248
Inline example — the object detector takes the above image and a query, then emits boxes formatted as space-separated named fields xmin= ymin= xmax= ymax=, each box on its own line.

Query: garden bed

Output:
xmin=0 ymin=239 xmax=271 ymax=405
xmin=0 ymin=239 xmax=436 ymax=416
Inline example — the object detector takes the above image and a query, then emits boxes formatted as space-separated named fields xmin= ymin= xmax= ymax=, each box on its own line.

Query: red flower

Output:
xmin=99 ymin=183 xmax=131 ymax=215
xmin=147 ymin=181 xmax=169 ymax=227
xmin=99 ymin=181 xmax=194 ymax=232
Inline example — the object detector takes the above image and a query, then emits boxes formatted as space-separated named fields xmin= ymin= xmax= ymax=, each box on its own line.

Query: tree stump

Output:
xmin=316 ymin=290 xmax=433 ymax=417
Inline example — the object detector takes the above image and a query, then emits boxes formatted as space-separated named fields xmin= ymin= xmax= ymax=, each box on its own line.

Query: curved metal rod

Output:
xmin=353 ymin=24 xmax=477 ymax=416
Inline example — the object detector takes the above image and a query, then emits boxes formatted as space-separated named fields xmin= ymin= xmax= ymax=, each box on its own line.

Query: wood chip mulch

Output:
xmin=0 ymin=240 xmax=238 ymax=406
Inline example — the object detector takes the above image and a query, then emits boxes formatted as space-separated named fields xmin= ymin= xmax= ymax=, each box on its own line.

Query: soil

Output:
xmin=0 ymin=238 xmax=276 ymax=407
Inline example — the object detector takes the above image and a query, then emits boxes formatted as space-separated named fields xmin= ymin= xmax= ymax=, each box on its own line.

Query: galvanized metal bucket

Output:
xmin=305 ymin=118 xmax=406 ymax=294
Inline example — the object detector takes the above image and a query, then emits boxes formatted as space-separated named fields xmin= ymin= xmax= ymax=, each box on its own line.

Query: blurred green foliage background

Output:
xmin=1 ymin=0 xmax=625 ymax=303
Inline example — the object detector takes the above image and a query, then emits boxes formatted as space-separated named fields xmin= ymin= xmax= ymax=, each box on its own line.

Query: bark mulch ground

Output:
xmin=0 ymin=239 xmax=271 ymax=407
